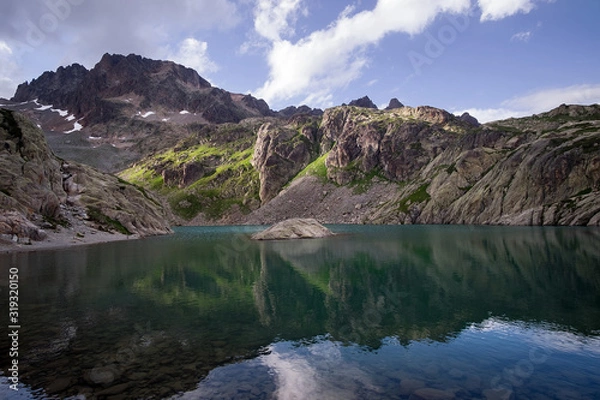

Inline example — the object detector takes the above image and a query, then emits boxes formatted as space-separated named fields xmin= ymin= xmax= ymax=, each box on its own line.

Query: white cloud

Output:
xmin=254 ymin=0 xmax=306 ymax=42
xmin=0 ymin=41 xmax=20 ymax=99
xmin=505 ymin=84 xmax=600 ymax=111
xmin=511 ymin=31 xmax=532 ymax=42
xmin=261 ymin=340 xmax=378 ymax=400
xmin=255 ymin=0 xmax=471 ymax=108
xmin=456 ymin=84 xmax=600 ymax=123
xmin=167 ymin=38 xmax=218 ymax=76
xmin=0 ymin=41 xmax=12 ymax=55
xmin=478 ymin=0 xmax=535 ymax=21
xmin=478 ymin=0 xmax=555 ymax=22
xmin=456 ymin=107 xmax=524 ymax=123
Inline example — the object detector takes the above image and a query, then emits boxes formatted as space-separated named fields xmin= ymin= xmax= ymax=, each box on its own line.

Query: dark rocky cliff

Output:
xmin=12 ymin=53 xmax=274 ymax=125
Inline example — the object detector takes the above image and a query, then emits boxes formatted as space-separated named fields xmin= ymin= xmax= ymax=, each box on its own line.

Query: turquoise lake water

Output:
xmin=1 ymin=225 xmax=600 ymax=399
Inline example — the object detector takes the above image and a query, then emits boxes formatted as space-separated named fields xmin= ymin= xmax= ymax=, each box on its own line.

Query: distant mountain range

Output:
xmin=1 ymin=53 xmax=599 ymax=244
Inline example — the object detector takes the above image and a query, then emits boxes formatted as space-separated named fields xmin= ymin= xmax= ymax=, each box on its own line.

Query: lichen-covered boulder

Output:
xmin=252 ymin=218 xmax=334 ymax=240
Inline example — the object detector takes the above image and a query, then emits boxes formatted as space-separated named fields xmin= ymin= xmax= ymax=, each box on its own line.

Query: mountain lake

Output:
xmin=1 ymin=225 xmax=599 ymax=399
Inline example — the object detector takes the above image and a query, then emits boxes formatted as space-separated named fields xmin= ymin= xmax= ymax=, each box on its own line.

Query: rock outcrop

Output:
xmin=251 ymin=218 xmax=334 ymax=240
xmin=61 ymin=161 xmax=173 ymax=236
xmin=0 ymin=211 xmax=48 ymax=244
xmin=348 ymin=96 xmax=378 ymax=109
xmin=0 ymin=109 xmax=172 ymax=244
xmin=321 ymin=106 xmax=463 ymax=185
xmin=278 ymin=105 xmax=324 ymax=117
xmin=385 ymin=98 xmax=404 ymax=110
xmin=251 ymin=115 xmax=321 ymax=203
xmin=459 ymin=112 xmax=480 ymax=126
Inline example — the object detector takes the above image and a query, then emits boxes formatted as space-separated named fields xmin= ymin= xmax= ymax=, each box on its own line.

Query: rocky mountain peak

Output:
xmin=94 ymin=53 xmax=212 ymax=90
xmin=277 ymin=105 xmax=324 ymax=117
xmin=544 ymin=103 xmax=600 ymax=119
xmin=11 ymin=53 xmax=274 ymax=125
xmin=245 ymin=103 xmax=600 ymax=226
xmin=240 ymin=94 xmax=272 ymax=116
xmin=459 ymin=112 xmax=480 ymax=126
xmin=385 ymin=98 xmax=404 ymax=110
xmin=348 ymin=96 xmax=378 ymax=109
xmin=12 ymin=63 xmax=88 ymax=106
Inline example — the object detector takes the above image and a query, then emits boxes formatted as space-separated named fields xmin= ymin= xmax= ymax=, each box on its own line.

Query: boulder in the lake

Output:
xmin=252 ymin=218 xmax=334 ymax=240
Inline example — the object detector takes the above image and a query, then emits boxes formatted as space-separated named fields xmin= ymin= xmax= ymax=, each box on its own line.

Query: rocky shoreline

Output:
xmin=0 ymin=201 xmax=169 ymax=253
xmin=0 ymin=228 xmax=141 ymax=254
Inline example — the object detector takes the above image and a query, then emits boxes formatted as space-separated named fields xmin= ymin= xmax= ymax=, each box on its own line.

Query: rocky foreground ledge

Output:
xmin=0 ymin=108 xmax=172 ymax=251
xmin=251 ymin=218 xmax=334 ymax=240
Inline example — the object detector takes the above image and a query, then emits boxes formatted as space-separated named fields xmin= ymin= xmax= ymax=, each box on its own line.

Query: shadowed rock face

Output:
xmin=278 ymin=105 xmax=324 ymax=117
xmin=252 ymin=218 xmax=334 ymax=240
xmin=459 ymin=112 xmax=480 ymax=127
xmin=348 ymin=96 xmax=378 ymax=109
xmin=0 ymin=109 xmax=172 ymax=243
xmin=385 ymin=98 xmax=404 ymax=110
xmin=0 ymin=109 xmax=66 ymax=223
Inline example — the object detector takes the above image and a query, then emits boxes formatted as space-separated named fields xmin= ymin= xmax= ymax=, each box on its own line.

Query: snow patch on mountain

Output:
xmin=65 ymin=121 xmax=83 ymax=134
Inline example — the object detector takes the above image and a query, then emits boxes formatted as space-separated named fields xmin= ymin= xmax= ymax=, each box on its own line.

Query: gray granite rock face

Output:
xmin=252 ymin=218 xmax=334 ymax=240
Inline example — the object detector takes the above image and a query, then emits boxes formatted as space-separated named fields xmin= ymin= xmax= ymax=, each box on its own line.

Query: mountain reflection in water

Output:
xmin=1 ymin=225 xmax=599 ymax=399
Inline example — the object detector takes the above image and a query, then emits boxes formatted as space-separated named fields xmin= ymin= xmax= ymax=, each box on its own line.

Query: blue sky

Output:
xmin=1 ymin=0 xmax=599 ymax=122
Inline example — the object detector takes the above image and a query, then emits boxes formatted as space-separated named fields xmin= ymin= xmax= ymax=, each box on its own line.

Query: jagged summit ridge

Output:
xmin=12 ymin=53 xmax=274 ymax=125
xmin=385 ymin=98 xmax=404 ymax=110
xmin=347 ymin=95 xmax=378 ymax=109
xmin=94 ymin=53 xmax=212 ymax=90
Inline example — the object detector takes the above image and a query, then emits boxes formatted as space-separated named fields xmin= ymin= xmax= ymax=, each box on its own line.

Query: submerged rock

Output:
xmin=252 ymin=218 xmax=334 ymax=240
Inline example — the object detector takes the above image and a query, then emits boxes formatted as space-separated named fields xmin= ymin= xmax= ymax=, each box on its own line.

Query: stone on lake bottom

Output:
xmin=409 ymin=387 xmax=457 ymax=400
xmin=46 ymin=377 xmax=73 ymax=394
xmin=96 ymin=382 xmax=132 ymax=396
xmin=483 ymin=388 xmax=515 ymax=400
